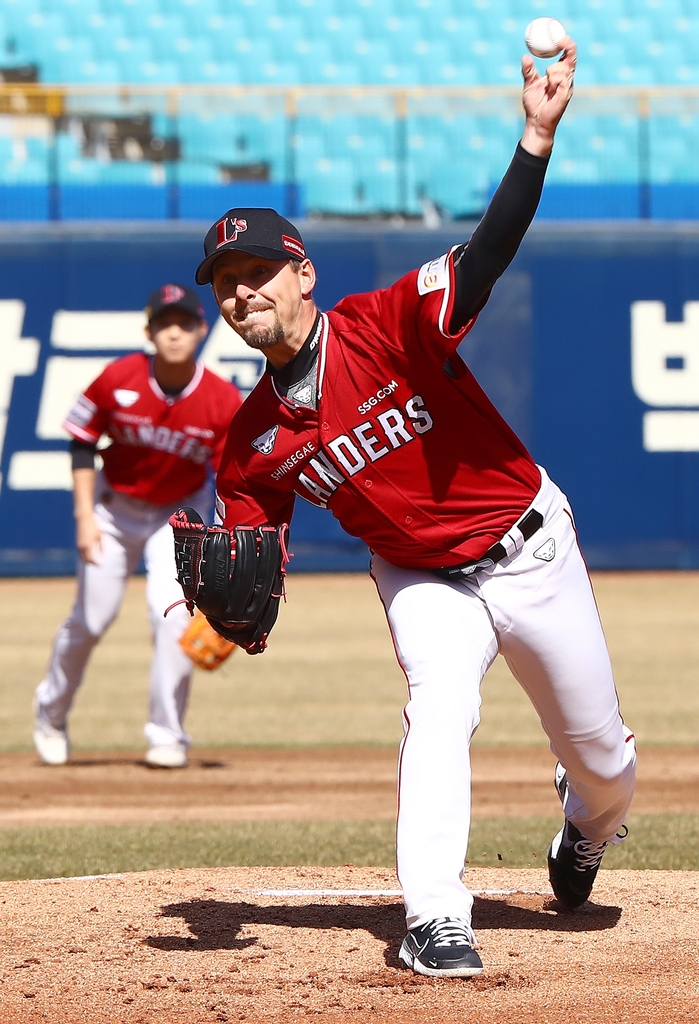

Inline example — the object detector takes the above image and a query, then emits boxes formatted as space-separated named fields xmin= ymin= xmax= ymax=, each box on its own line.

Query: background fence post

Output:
xmin=395 ymin=88 xmax=408 ymax=216
xmin=638 ymin=89 xmax=651 ymax=220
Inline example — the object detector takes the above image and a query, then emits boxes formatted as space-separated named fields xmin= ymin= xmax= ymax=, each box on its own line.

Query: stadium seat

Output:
xmin=0 ymin=138 xmax=15 ymax=165
xmin=46 ymin=0 xmax=103 ymax=35
xmin=283 ymin=38 xmax=334 ymax=82
xmin=0 ymin=0 xmax=43 ymax=29
xmin=339 ymin=0 xmax=398 ymax=20
xmin=37 ymin=36 xmax=96 ymax=81
xmin=194 ymin=61 xmax=242 ymax=84
xmin=676 ymin=20 xmax=699 ymax=63
xmin=170 ymin=38 xmax=215 ymax=80
xmin=0 ymin=157 xmax=49 ymax=183
xmin=354 ymin=156 xmax=400 ymax=213
xmin=58 ymin=156 xmax=106 ymax=183
xmin=99 ymin=160 xmax=160 ymax=184
xmin=101 ymin=0 xmax=161 ymax=26
xmin=12 ymin=12 xmax=69 ymax=55
xmin=174 ymin=160 xmax=221 ymax=184
xmin=419 ymin=157 xmax=489 ymax=218
xmin=312 ymin=14 xmax=364 ymax=51
xmin=291 ymin=131 xmax=328 ymax=177
xmin=117 ymin=58 xmax=180 ymax=85
xmin=173 ymin=0 xmax=224 ymax=35
xmin=264 ymin=13 xmax=307 ymax=48
xmin=315 ymin=62 xmax=364 ymax=85
xmin=637 ymin=0 xmax=683 ymax=19
xmin=210 ymin=35 xmax=274 ymax=69
xmin=303 ymin=156 xmax=361 ymax=215
xmin=201 ymin=12 xmax=249 ymax=44
xmin=105 ymin=36 xmax=154 ymax=66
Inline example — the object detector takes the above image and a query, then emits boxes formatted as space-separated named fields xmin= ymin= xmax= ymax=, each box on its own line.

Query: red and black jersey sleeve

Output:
xmin=217 ymin=482 xmax=295 ymax=531
xmin=63 ymin=369 xmax=112 ymax=443
xmin=332 ymin=247 xmax=475 ymax=367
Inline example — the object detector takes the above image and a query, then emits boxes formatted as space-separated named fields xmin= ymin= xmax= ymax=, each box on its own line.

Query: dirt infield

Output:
xmin=2 ymin=865 xmax=697 ymax=1023
xmin=1 ymin=745 xmax=698 ymax=826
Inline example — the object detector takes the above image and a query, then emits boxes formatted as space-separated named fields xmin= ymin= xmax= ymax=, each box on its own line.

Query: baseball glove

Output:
xmin=167 ymin=507 xmax=289 ymax=655
xmin=180 ymin=611 xmax=236 ymax=671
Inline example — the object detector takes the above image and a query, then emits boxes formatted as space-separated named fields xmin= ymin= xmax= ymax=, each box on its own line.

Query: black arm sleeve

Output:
xmin=70 ymin=438 xmax=97 ymax=471
xmin=450 ymin=143 xmax=550 ymax=332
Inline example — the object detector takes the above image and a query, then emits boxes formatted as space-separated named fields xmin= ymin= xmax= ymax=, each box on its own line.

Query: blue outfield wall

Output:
xmin=1 ymin=219 xmax=699 ymax=574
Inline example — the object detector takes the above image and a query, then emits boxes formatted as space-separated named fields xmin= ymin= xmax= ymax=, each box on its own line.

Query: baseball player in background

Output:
xmin=186 ymin=37 xmax=637 ymax=975
xmin=33 ymin=285 xmax=242 ymax=769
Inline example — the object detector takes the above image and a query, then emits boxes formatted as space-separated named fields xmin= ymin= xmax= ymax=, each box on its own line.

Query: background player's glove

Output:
xmin=179 ymin=611 xmax=237 ymax=670
xmin=167 ymin=507 xmax=289 ymax=655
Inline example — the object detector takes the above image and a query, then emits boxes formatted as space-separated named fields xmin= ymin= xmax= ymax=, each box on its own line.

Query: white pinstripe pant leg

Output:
xmin=371 ymin=555 xmax=498 ymax=930
xmin=371 ymin=479 xmax=636 ymax=933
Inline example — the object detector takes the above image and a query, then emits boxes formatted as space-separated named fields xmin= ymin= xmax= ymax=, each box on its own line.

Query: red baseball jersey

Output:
xmin=64 ymin=353 xmax=242 ymax=506
xmin=216 ymin=248 xmax=541 ymax=569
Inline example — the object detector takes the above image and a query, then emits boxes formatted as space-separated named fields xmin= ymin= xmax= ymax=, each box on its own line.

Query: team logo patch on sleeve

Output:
xmin=251 ymin=425 xmax=280 ymax=455
xmin=417 ymin=253 xmax=448 ymax=295
xmin=114 ymin=389 xmax=140 ymax=408
xmin=66 ymin=394 xmax=97 ymax=428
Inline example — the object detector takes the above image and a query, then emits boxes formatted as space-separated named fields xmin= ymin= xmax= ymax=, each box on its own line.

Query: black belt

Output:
xmin=433 ymin=509 xmax=544 ymax=582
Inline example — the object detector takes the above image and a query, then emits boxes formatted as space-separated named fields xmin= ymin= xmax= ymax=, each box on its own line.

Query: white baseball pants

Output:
xmin=371 ymin=468 xmax=636 ymax=931
xmin=35 ymin=476 xmax=212 ymax=749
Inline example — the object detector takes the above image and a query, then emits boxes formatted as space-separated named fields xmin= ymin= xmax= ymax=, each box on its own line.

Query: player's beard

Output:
xmin=229 ymin=305 xmax=285 ymax=351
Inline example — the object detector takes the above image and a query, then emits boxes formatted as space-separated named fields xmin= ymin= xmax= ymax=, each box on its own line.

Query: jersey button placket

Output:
xmin=365 ymin=479 xmax=373 ymax=488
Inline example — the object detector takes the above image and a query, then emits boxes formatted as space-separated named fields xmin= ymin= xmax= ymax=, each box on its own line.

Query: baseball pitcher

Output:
xmin=172 ymin=37 xmax=637 ymax=974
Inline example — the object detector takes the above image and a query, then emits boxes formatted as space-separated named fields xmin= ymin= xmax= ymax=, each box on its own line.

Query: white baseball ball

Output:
xmin=524 ymin=17 xmax=566 ymax=59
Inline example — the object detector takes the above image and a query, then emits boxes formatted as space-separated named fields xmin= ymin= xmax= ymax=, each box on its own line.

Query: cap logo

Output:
xmin=282 ymin=234 xmax=305 ymax=259
xmin=161 ymin=284 xmax=185 ymax=305
xmin=216 ymin=216 xmax=248 ymax=249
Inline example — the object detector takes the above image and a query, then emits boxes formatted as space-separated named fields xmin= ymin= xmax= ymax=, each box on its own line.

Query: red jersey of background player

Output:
xmin=215 ymin=248 xmax=541 ymax=570
xmin=65 ymin=352 xmax=242 ymax=507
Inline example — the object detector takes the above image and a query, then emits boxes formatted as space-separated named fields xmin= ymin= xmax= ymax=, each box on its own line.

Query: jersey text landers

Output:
xmin=216 ymin=249 xmax=541 ymax=569
xmin=64 ymin=352 xmax=241 ymax=507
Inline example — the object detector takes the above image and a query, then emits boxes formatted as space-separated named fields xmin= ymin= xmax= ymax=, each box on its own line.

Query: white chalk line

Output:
xmin=237 ymin=888 xmax=551 ymax=898
xmin=38 ymin=878 xmax=551 ymax=898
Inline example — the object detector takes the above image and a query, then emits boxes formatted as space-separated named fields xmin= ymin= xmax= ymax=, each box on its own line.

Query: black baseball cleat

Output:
xmin=398 ymin=917 xmax=484 ymax=977
xmin=548 ymin=764 xmax=628 ymax=910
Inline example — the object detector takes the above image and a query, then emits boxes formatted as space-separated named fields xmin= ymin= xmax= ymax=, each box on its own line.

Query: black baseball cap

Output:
xmin=195 ymin=207 xmax=306 ymax=285
xmin=145 ymin=283 xmax=205 ymax=323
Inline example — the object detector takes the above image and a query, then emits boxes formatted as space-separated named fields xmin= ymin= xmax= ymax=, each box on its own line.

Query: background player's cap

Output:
xmin=195 ymin=207 xmax=306 ymax=285
xmin=145 ymin=283 xmax=205 ymax=323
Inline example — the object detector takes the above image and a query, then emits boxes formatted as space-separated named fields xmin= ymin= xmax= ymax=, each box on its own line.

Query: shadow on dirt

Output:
xmin=144 ymin=896 xmax=622 ymax=967
xmin=43 ymin=757 xmax=229 ymax=772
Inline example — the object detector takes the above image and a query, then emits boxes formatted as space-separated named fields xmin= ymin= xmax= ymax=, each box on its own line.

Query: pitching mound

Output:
xmin=2 ymin=866 xmax=697 ymax=1023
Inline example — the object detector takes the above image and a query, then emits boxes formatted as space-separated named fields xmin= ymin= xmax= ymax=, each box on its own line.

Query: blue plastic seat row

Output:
xmin=4 ymin=0 xmax=699 ymax=86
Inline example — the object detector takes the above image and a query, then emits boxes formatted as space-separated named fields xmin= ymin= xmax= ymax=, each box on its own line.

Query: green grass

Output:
xmin=467 ymin=814 xmax=699 ymax=871
xmin=0 ymin=821 xmax=397 ymax=881
xmin=2 ymin=815 xmax=698 ymax=882
xmin=6 ymin=573 xmax=699 ymax=752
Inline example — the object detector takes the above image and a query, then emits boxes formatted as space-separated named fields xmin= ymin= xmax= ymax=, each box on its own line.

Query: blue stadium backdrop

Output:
xmin=2 ymin=219 xmax=699 ymax=574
